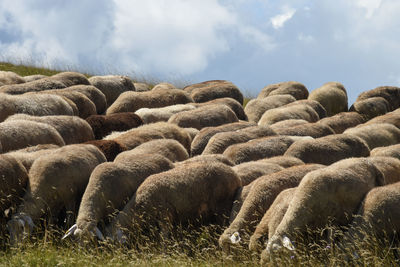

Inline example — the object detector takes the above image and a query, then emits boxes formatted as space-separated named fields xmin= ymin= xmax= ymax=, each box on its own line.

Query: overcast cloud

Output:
xmin=0 ymin=0 xmax=399 ymax=104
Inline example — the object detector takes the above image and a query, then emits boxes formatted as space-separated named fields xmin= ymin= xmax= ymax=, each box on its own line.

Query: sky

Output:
xmin=0 ymin=0 xmax=399 ymax=105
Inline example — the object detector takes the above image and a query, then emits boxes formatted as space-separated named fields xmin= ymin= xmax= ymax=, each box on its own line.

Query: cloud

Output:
xmin=355 ymin=0 xmax=382 ymax=18
xmin=270 ymin=7 xmax=296 ymax=29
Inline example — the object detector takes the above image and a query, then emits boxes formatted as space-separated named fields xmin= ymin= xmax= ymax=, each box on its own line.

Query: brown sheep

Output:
xmin=168 ymin=104 xmax=239 ymax=130
xmin=106 ymin=89 xmax=193 ymax=114
xmin=264 ymin=157 xmax=384 ymax=256
xmin=114 ymin=139 xmax=189 ymax=163
xmin=370 ymin=144 xmax=400 ymax=160
xmin=270 ymin=119 xmax=309 ymax=131
xmin=366 ymin=156 xmax=400 ymax=185
xmin=88 ymin=75 xmax=135 ymax=106
xmin=174 ymin=154 xmax=235 ymax=167
xmin=152 ymin=82 xmax=176 ymax=91
xmin=183 ymin=127 xmax=199 ymax=141
xmin=195 ymin=97 xmax=247 ymax=121
xmin=184 ymin=80 xmax=243 ymax=105
xmin=343 ymin=123 xmax=400 ymax=150
xmin=0 ymin=78 xmax=66 ymax=94
xmin=244 ymin=95 xmax=297 ymax=123
xmin=133 ymin=82 xmax=151 ymax=92
xmin=317 ymin=112 xmax=366 ymax=134
xmin=285 ymin=99 xmax=327 ymax=119
xmin=62 ymin=154 xmax=174 ymax=241
xmin=0 ymin=120 xmax=65 ymax=153
xmin=273 ymin=122 xmax=335 ymax=138
xmin=223 ymin=136 xmax=306 ymax=165
xmin=257 ymin=81 xmax=309 ymax=100
xmin=6 ymin=114 xmax=95 ymax=144
xmin=308 ymin=82 xmax=348 ymax=116
xmin=249 ymin=187 xmax=296 ymax=252
xmin=48 ymin=72 xmax=90 ymax=87
xmin=356 ymin=86 xmax=400 ymax=111
xmin=232 ymin=161 xmax=283 ymax=186
xmin=0 ymin=71 xmax=25 ymax=86
xmin=190 ymin=121 xmax=255 ymax=156
xmin=85 ymin=113 xmax=144 ymax=140
xmin=83 ymin=140 xmax=128 ymax=161
xmin=257 ymin=156 xmax=304 ymax=168
xmin=135 ymin=104 xmax=197 ymax=124
xmin=258 ymin=103 xmax=320 ymax=126
xmin=284 ymin=134 xmax=370 ymax=165
xmin=349 ymin=97 xmax=390 ymax=120
xmin=64 ymin=85 xmax=107 ymax=115
xmin=7 ymin=144 xmax=106 ymax=245
xmin=363 ymin=109 xmax=400 ymax=129
xmin=106 ymin=161 xmax=241 ymax=243
xmin=202 ymin=126 xmax=277 ymax=155
xmin=219 ymin=164 xmax=324 ymax=253
xmin=229 ymin=183 xmax=254 ymax=224
xmin=23 ymin=75 xmax=47 ymax=83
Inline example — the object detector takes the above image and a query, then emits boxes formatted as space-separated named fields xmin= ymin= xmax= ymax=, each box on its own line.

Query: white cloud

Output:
xmin=298 ymin=33 xmax=314 ymax=43
xmin=355 ymin=0 xmax=382 ymax=18
xmin=270 ymin=7 xmax=296 ymax=29
xmin=238 ymin=26 xmax=276 ymax=52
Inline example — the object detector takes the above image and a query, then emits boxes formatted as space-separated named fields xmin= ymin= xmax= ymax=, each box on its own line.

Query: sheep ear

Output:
xmin=230 ymin=232 xmax=241 ymax=244
xmin=282 ymin=236 xmax=295 ymax=251
xmin=94 ymin=227 xmax=105 ymax=241
xmin=62 ymin=224 xmax=77 ymax=240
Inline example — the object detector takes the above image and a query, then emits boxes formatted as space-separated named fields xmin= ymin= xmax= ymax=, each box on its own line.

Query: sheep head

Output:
xmin=7 ymin=213 xmax=34 ymax=246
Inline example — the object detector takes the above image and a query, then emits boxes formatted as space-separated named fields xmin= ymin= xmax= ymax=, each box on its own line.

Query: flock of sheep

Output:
xmin=1 ymin=70 xmax=400 ymax=263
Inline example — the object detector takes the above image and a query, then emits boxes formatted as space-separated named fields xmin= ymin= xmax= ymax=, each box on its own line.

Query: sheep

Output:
xmin=48 ymin=72 xmax=90 ymax=87
xmin=133 ymin=82 xmax=151 ymax=92
xmin=168 ymin=104 xmax=239 ymax=130
xmin=85 ymin=113 xmax=143 ymax=140
xmin=229 ymin=183 xmax=253 ymax=224
xmin=273 ymin=122 xmax=335 ymax=138
xmin=244 ymin=95 xmax=297 ymax=123
xmin=222 ymin=136 xmax=306 ymax=165
xmin=232 ymin=161 xmax=283 ymax=186
xmin=0 ymin=78 xmax=66 ymax=94
xmin=270 ymin=119 xmax=309 ymax=131
xmin=23 ymin=75 xmax=47 ymax=83
xmin=285 ymin=99 xmax=327 ymax=119
xmin=174 ymin=154 xmax=235 ymax=167
xmin=0 ymin=71 xmax=25 ymax=86
xmin=366 ymin=156 xmax=400 ymax=185
xmin=152 ymin=82 xmax=176 ymax=91
xmin=0 ymin=155 xmax=29 ymax=217
xmin=257 ymin=81 xmax=309 ymax=100
xmin=108 ymin=122 xmax=192 ymax=153
xmin=114 ymin=139 xmax=189 ymax=163
xmin=5 ymin=144 xmax=60 ymax=171
xmin=284 ymin=134 xmax=370 ymax=165
xmin=195 ymin=97 xmax=247 ymax=121
xmin=135 ymin=104 xmax=197 ymax=124
xmin=308 ymin=82 xmax=348 ymax=116
xmin=6 ymin=114 xmax=95 ymax=145
xmin=184 ymin=80 xmax=243 ymax=105
xmin=190 ymin=121 xmax=255 ymax=156
xmin=249 ymin=187 xmax=296 ymax=252
xmin=7 ymin=144 xmax=106 ymax=245
xmin=202 ymin=126 xmax=277 ymax=155
xmin=183 ymin=128 xmax=199 ymax=141
xmin=106 ymin=89 xmax=193 ymax=114
xmin=88 ymin=75 xmax=135 ymax=106
xmin=356 ymin=86 xmax=400 ymax=111
xmin=106 ymin=161 xmax=241 ymax=242
xmin=264 ymin=157 xmax=384 ymax=256
xmin=370 ymin=144 xmax=400 ymax=160
xmin=343 ymin=123 xmax=400 ymax=150
xmin=317 ymin=112 xmax=366 ymax=134
xmin=62 ymin=154 xmax=174 ymax=241
xmin=83 ymin=140 xmax=127 ymax=162
xmin=258 ymin=103 xmax=320 ymax=126
xmin=349 ymin=97 xmax=390 ymax=120
xmin=219 ymin=164 xmax=324 ymax=253
xmin=0 ymin=93 xmax=75 ymax=122
xmin=257 ymin=156 xmax=304 ymax=168
xmin=0 ymin=120 xmax=65 ymax=153
xmin=363 ymin=110 xmax=400 ymax=129
xmin=63 ymin=85 xmax=107 ymax=115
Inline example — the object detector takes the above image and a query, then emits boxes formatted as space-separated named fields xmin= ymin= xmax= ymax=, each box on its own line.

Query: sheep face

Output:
xmin=7 ymin=214 xmax=34 ymax=246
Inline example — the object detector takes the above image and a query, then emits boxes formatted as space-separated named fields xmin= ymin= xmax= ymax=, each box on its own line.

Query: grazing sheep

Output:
xmin=114 ymin=139 xmax=189 ymax=163
xmin=222 ymin=136 xmax=304 ymax=165
xmin=5 ymin=144 xmax=60 ymax=171
xmin=370 ymin=144 xmax=400 ymax=160
xmin=195 ymin=97 xmax=247 ymax=121
xmin=363 ymin=110 xmax=400 ymax=129
xmin=317 ymin=112 xmax=366 ymax=134
xmin=7 ymin=144 xmax=106 ymax=245
xmin=356 ymin=86 xmax=400 ymax=111
xmin=273 ymin=122 xmax=335 ymax=138
xmin=174 ymin=154 xmax=235 ymax=167
xmin=202 ymin=126 xmax=276 ymax=155
xmin=264 ymin=158 xmax=384 ymax=256
xmin=219 ymin=164 xmax=324 ymax=253
xmin=135 ymin=104 xmax=197 ymax=124
xmin=258 ymin=104 xmax=319 ymax=126
xmin=62 ymin=154 xmax=174 ymax=240
xmin=284 ymin=134 xmax=370 ymax=165
xmin=0 ymin=71 xmax=25 ymax=86
xmin=229 ymin=183 xmax=254 ymax=223
xmin=83 ymin=140 xmax=128 ymax=161
xmin=257 ymin=156 xmax=304 ymax=168
xmin=184 ymin=80 xmax=243 ymax=104
xmin=285 ymin=99 xmax=327 ymax=119
xmin=64 ymin=85 xmax=107 ymax=115
xmin=270 ymin=119 xmax=309 ymax=131
xmin=232 ymin=161 xmax=283 ymax=186
xmin=249 ymin=187 xmax=296 ymax=252
xmin=6 ymin=114 xmax=95 ymax=145
xmin=191 ymin=121 xmax=255 ymax=156
xmin=86 ymin=113 xmax=143 ymax=140
xmin=367 ymin=156 xmax=400 ymax=185
xmin=23 ymin=75 xmax=47 ymax=83
xmin=349 ymin=97 xmax=390 ymax=120
xmin=244 ymin=95 xmax=297 ymax=123
xmin=152 ymin=82 xmax=176 ymax=91
xmin=0 ymin=120 xmax=65 ymax=153
xmin=48 ymin=72 xmax=90 ymax=87
xmin=109 ymin=122 xmax=192 ymax=153
xmin=257 ymin=81 xmax=309 ymax=100
xmin=106 ymin=89 xmax=193 ymax=114
xmin=106 ymin=161 xmax=241 ymax=242
xmin=343 ymin=123 xmax=400 ymax=150
xmin=88 ymin=75 xmax=135 ymax=105
xmin=133 ymin=83 xmax=151 ymax=92
xmin=308 ymin=82 xmax=348 ymax=116
xmin=168 ymin=104 xmax=239 ymax=130
xmin=0 ymin=78 xmax=66 ymax=94
xmin=183 ymin=128 xmax=199 ymax=141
